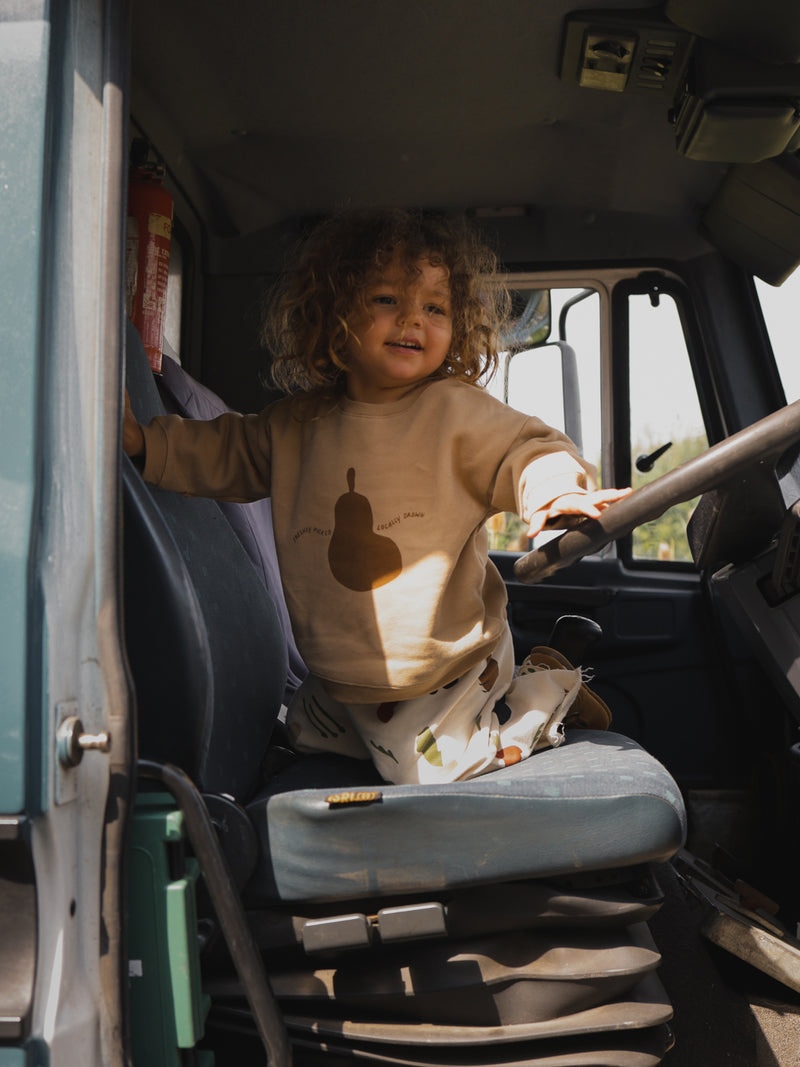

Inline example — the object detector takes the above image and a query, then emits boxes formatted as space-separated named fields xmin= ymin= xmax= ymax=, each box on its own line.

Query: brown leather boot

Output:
xmin=527 ymin=646 xmax=612 ymax=730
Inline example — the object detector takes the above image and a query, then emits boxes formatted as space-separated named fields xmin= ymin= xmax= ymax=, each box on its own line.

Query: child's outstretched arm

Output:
xmin=526 ymin=486 xmax=633 ymax=538
xmin=120 ymin=389 xmax=272 ymax=502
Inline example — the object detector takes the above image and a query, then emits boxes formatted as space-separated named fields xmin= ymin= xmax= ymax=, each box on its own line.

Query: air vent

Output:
xmin=635 ymin=36 xmax=681 ymax=92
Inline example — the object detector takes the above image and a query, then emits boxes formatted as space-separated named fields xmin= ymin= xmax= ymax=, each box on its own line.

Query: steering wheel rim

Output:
xmin=513 ymin=398 xmax=800 ymax=584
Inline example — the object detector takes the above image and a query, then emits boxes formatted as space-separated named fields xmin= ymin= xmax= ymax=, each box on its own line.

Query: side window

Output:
xmin=755 ymin=268 xmax=800 ymax=402
xmin=486 ymin=287 xmax=602 ymax=551
xmin=627 ymin=291 xmax=708 ymax=562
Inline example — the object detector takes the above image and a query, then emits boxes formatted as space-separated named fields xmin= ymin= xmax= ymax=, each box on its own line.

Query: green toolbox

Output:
xmin=128 ymin=793 xmax=213 ymax=1066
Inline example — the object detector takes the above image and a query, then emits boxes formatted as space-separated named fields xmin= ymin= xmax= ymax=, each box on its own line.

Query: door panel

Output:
xmin=494 ymin=551 xmax=735 ymax=790
xmin=488 ymin=270 xmax=756 ymax=792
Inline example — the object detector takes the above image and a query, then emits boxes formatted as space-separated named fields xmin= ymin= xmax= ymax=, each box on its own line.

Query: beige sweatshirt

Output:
xmin=141 ymin=378 xmax=594 ymax=703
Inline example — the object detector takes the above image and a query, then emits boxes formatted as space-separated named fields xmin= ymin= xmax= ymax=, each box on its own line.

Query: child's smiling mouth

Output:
xmin=388 ymin=339 xmax=422 ymax=351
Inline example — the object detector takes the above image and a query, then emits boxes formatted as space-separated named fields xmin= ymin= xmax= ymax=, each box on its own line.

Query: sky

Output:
xmin=756 ymin=270 xmax=800 ymax=403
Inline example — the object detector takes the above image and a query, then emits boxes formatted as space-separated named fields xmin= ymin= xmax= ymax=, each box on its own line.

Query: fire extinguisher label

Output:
xmin=147 ymin=212 xmax=172 ymax=240
xmin=142 ymin=240 xmax=169 ymax=315
xmin=127 ymin=171 xmax=174 ymax=373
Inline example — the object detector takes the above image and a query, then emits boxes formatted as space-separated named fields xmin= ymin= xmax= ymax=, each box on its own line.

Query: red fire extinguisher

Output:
xmin=126 ymin=154 xmax=173 ymax=373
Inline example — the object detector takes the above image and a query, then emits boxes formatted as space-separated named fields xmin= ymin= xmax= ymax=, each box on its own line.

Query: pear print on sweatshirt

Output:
xmin=329 ymin=468 xmax=403 ymax=591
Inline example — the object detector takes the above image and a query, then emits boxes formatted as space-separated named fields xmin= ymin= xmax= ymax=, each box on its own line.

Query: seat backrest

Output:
xmin=155 ymin=353 xmax=306 ymax=701
xmin=123 ymin=321 xmax=287 ymax=798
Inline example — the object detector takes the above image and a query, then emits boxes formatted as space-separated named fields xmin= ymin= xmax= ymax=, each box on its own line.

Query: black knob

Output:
xmin=547 ymin=615 xmax=602 ymax=664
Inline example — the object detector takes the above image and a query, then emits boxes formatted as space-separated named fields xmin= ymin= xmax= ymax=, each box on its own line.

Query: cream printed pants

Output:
xmin=285 ymin=626 xmax=583 ymax=784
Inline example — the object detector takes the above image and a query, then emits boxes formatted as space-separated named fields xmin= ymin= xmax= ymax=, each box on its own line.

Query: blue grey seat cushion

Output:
xmin=245 ymin=731 xmax=686 ymax=904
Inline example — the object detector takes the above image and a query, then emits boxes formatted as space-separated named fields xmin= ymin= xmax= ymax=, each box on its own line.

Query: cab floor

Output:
xmin=652 ymin=863 xmax=800 ymax=1066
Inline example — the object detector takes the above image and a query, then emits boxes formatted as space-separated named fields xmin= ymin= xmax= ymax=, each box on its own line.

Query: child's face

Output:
xmin=344 ymin=254 xmax=452 ymax=403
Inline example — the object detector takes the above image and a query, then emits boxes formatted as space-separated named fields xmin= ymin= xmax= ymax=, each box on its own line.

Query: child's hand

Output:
xmin=123 ymin=389 xmax=145 ymax=457
xmin=527 ymin=486 xmax=633 ymax=538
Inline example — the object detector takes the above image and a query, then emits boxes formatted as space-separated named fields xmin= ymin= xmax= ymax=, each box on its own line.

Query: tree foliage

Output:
xmin=630 ymin=433 xmax=707 ymax=562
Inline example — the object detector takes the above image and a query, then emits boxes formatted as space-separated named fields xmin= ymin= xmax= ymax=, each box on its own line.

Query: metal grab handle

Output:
xmin=138 ymin=760 xmax=292 ymax=1067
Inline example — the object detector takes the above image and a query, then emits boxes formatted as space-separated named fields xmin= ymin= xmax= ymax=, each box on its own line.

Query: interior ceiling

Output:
xmin=130 ymin=0 xmax=728 ymax=238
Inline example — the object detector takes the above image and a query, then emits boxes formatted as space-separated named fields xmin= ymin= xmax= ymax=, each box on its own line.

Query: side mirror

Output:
xmin=501 ymin=289 xmax=551 ymax=354
xmin=504 ymin=341 xmax=583 ymax=455
xmin=494 ymin=287 xmax=598 ymax=466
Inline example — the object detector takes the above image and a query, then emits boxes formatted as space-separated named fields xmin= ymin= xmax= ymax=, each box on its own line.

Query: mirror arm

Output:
xmin=557 ymin=288 xmax=594 ymax=342
xmin=551 ymin=340 xmax=584 ymax=454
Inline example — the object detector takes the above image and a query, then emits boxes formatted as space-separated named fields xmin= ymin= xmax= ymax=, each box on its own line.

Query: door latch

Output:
xmin=56 ymin=715 xmax=111 ymax=768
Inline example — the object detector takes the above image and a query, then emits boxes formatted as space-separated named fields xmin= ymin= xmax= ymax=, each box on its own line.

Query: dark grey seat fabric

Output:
xmin=246 ymin=730 xmax=686 ymax=904
xmin=124 ymin=324 xmax=288 ymax=796
xmin=156 ymin=350 xmax=307 ymax=703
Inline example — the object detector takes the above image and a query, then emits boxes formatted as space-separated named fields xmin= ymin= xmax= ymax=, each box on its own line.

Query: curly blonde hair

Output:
xmin=263 ymin=208 xmax=509 ymax=393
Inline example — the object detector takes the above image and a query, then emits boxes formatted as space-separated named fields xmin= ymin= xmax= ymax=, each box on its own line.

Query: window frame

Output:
xmin=489 ymin=266 xmax=725 ymax=571
xmin=498 ymin=269 xmax=615 ymax=489
xmin=610 ymin=270 xmax=723 ymax=570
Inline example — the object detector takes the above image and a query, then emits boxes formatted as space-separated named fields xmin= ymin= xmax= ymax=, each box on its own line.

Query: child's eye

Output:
xmin=372 ymin=294 xmax=397 ymax=306
xmin=426 ymin=303 xmax=448 ymax=316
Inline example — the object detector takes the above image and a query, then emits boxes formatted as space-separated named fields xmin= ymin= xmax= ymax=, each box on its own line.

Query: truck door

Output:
xmin=0 ymin=2 xmax=131 ymax=1064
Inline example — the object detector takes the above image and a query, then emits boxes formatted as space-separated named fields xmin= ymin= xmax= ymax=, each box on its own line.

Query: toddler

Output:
xmin=124 ymin=208 xmax=630 ymax=784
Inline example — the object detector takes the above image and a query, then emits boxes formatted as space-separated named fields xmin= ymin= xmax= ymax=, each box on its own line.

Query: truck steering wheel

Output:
xmin=514 ymin=399 xmax=800 ymax=584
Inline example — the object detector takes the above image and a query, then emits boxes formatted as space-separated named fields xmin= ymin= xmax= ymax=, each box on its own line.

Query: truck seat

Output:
xmin=123 ymin=321 xmax=686 ymax=1065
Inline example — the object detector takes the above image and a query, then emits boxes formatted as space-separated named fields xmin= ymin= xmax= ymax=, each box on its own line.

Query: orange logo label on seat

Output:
xmin=326 ymin=790 xmax=383 ymax=807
